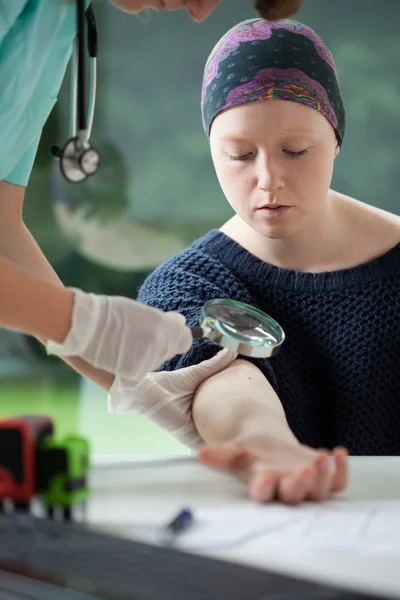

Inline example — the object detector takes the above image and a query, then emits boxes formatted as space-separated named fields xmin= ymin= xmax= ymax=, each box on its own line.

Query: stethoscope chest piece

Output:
xmin=54 ymin=137 xmax=100 ymax=183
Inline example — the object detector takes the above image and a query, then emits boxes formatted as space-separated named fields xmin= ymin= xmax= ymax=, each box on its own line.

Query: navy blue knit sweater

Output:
xmin=138 ymin=230 xmax=400 ymax=455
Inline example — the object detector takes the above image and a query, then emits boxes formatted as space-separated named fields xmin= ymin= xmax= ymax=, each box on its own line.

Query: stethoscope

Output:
xmin=51 ymin=0 xmax=100 ymax=183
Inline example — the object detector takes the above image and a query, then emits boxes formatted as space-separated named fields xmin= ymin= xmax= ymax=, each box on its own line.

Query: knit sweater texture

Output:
xmin=138 ymin=230 xmax=400 ymax=455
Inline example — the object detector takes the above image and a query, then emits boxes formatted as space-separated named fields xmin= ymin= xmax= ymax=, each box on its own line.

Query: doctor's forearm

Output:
xmin=0 ymin=255 xmax=73 ymax=343
xmin=0 ymin=181 xmax=114 ymax=392
xmin=192 ymin=359 xmax=298 ymax=445
xmin=0 ymin=252 xmax=114 ymax=392
xmin=18 ymin=226 xmax=114 ymax=391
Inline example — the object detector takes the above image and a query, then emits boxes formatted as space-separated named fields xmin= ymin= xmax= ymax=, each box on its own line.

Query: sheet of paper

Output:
xmin=173 ymin=500 xmax=400 ymax=555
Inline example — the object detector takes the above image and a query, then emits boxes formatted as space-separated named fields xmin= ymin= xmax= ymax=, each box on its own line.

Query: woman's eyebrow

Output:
xmin=219 ymin=134 xmax=253 ymax=142
xmin=279 ymin=127 xmax=314 ymax=135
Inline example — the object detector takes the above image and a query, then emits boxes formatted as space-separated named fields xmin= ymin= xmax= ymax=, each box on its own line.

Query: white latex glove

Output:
xmin=46 ymin=288 xmax=193 ymax=380
xmin=108 ymin=349 xmax=238 ymax=449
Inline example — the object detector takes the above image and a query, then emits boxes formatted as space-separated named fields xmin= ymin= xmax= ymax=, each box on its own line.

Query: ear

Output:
xmin=334 ymin=143 xmax=340 ymax=158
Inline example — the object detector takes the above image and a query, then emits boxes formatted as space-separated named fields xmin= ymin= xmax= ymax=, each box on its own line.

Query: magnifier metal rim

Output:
xmin=200 ymin=298 xmax=285 ymax=358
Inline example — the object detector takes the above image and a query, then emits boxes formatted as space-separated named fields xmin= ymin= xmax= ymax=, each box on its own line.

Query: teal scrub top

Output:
xmin=0 ymin=0 xmax=78 ymax=187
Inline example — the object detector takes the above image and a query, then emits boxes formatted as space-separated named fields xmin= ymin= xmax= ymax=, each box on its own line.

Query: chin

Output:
xmin=252 ymin=222 xmax=298 ymax=241
xmin=249 ymin=210 xmax=301 ymax=241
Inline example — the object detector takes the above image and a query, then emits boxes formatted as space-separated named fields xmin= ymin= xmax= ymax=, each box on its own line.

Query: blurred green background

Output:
xmin=1 ymin=0 xmax=399 ymax=454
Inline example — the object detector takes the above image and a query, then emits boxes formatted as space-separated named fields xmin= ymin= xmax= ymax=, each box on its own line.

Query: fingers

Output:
xmin=275 ymin=448 xmax=349 ymax=504
xmin=199 ymin=443 xmax=350 ymax=506
xmin=331 ymin=446 xmax=349 ymax=492
xmin=192 ymin=350 xmax=237 ymax=381
xmin=186 ymin=0 xmax=222 ymax=22
xmin=297 ymin=446 xmax=349 ymax=501
xmin=306 ymin=453 xmax=333 ymax=502
xmin=282 ymin=449 xmax=348 ymax=503
xmin=168 ymin=350 xmax=237 ymax=390
xmin=251 ymin=452 xmax=340 ymax=505
xmin=275 ymin=466 xmax=315 ymax=505
xmin=150 ymin=349 xmax=237 ymax=394
xmin=248 ymin=468 xmax=279 ymax=503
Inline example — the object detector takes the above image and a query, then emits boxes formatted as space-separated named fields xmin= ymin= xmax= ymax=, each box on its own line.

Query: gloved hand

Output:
xmin=108 ymin=349 xmax=237 ymax=449
xmin=46 ymin=288 xmax=193 ymax=380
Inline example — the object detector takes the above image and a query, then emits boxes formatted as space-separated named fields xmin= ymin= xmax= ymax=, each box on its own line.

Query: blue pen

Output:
xmin=159 ymin=507 xmax=194 ymax=547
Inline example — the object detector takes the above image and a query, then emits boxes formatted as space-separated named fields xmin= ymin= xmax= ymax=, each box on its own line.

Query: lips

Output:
xmin=260 ymin=204 xmax=286 ymax=209
xmin=257 ymin=205 xmax=292 ymax=218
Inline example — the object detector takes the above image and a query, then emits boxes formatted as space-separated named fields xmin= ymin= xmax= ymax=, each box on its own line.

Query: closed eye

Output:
xmin=283 ymin=149 xmax=309 ymax=158
xmin=227 ymin=153 xmax=253 ymax=162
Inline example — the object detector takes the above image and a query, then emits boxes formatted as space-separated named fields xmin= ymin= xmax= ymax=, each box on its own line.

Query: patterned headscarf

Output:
xmin=201 ymin=19 xmax=345 ymax=145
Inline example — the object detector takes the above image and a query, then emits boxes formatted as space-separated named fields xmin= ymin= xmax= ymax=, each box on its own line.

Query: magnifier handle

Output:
xmin=190 ymin=326 xmax=206 ymax=340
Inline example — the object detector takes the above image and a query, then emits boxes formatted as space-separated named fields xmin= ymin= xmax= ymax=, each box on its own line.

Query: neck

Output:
xmin=226 ymin=190 xmax=346 ymax=273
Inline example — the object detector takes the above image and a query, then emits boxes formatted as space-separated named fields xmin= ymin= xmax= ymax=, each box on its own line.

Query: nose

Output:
xmin=186 ymin=0 xmax=222 ymax=21
xmin=257 ymin=155 xmax=284 ymax=193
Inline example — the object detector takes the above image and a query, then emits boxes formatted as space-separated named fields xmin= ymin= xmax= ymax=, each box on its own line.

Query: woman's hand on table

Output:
xmin=198 ymin=434 xmax=349 ymax=504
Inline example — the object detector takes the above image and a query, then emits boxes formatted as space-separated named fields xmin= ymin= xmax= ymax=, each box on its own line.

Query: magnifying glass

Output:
xmin=190 ymin=299 xmax=285 ymax=358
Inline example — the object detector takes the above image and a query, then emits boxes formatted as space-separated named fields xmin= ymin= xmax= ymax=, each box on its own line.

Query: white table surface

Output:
xmin=88 ymin=455 xmax=400 ymax=599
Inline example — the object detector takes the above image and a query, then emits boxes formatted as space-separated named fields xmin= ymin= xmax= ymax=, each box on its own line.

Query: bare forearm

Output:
xmin=192 ymin=359 xmax=297 ymax=445
xmin=0 ymin=255 xmax=74 ymax=343
xmin=0 ymin=181 xmax=114 ymax=391
xmin=17 ymin=225 xmax=114 ymax=391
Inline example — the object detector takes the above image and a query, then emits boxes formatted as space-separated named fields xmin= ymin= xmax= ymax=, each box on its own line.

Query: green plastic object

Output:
xmin=38 ymin=435 xmax=90 ymax=511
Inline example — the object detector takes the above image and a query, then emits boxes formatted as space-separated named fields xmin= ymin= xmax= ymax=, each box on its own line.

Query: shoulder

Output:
xmin=137 ymin=231 xmax=239 ymax=315
xmin=139 ymin=231 xmax=224 ymax=287
xmin=336 ymin=192 xmax=400 ymax=262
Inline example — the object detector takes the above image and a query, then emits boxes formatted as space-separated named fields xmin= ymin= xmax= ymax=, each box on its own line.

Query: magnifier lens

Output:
xmin=200 ymin=299 xmax=285 ymax=358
